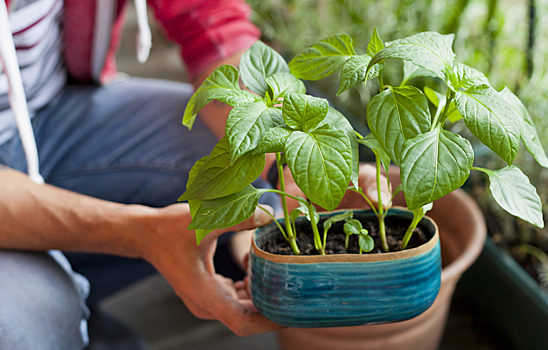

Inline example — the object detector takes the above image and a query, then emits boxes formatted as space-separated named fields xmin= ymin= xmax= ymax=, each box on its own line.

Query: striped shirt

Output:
xmin=0 ymin=0 xmax=66 ymax=145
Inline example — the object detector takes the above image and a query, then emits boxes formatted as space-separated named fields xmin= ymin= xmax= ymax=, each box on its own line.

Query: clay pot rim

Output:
xmin=252 ymin=207 xmax=440 ymax=264
xmin=440 ymin=189 xmax=486 ymax=283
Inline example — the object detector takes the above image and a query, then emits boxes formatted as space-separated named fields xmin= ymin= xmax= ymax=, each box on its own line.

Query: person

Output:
xmin=0 ymin=0 xmax=390 ymax=349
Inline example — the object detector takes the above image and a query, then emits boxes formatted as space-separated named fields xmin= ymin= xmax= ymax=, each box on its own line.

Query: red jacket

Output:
xmin=5 ymin=0 xmax=260 ymax=83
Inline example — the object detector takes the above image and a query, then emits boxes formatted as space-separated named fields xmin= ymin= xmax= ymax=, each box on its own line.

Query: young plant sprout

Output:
xmin=180 ymin=28 xmax=545 ymax=256
xmin=344 ymin=219 xmax=374 ymax=254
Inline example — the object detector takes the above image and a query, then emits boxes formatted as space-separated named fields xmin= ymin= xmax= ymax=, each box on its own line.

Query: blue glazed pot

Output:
xmin=249 ymin=208 xmax=441 ymax=328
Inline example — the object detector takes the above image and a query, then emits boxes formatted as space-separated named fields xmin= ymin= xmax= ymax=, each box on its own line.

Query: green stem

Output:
xmin=266 ymin=189 xmax=308 ymax=205
xmin=349 ymin=188 xmax=378 ymax=217
xmin=345 ymin=234 xmax=349 ymax=250
xmin=378 ymin=73 xmax=385 ymax=93
xmin=257 ymin=205 xmax=288 ymax=241
xmin=431 ymin=90 xmax=455 ymax=131
xmin=401 ymin=212 xmax=422 ymax=250
xmin=308 ymin=200 xmax=324 ymax=255
xmin=519 ymin=244 xmax=548 ymax=265
xmin=376 ymin=155 xmax=389 ymax=252
xmin=276 ymin=153 xmax=300 ymax=255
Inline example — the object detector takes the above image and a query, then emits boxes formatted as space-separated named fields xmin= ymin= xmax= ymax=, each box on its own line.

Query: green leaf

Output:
xmin=475 ymin=166 xmax=544 ymax=228
xmin=368 ymin=32 xmax=455 ymax=80
xmin=282 ymin=93 xmax=329 ymax=132
xmin=367 ymin=28 xmax=384 ymax=56
xmin=447 ymin=63 xmax=490 ymax=92
xmin=239 ymin=41 xmax=290 ymax=96
xmin=291 ymin=201 xmax=320 ymax=224
xmin=455 ymin=85 xmax=520 ymax=165
xmin=359 ymin=233 xmax=374 ymax=252
xmin=285 ymin=124 xmax=353 ymax=211
xmin=322 ymin=107 xmax=359 ymax=190
xmin=188 ymin=200 xmax=213 ymax=245
xmin=265 ymin=72 xmax=306 ymax=104
xmin=401 ymin=61 xmax=439 ymax=85
xmin=344 ymin=219 xmax=362 ymax=235
xmin=338 ymin=54 xmax=380 ymax=95
xmin=358 ymin=134 xmax=391 ymax=175
xmin=424 ymin=87 xmax=462 ymax=123
xmin=183 ymin=65 xmax=257 ymax=129
xmin=179 ymin=137 xmax=265 ymax=201
xmin=225 ymin=101 xmax=284 ymax=163
xmin=186 ymin=156 xmax=214 ymax=244
xmin=253 ymin=126 xmax=293 ymax=155
xmin=500 ymin=87 xmax=548 ymax=168
xmin=401 ymin=128 xmax=474 ymax=210
xmin=188 ymin=186 xmax=268 ymax=230
xmin=367 ymin=86 xmax=431 ymax=165
xmin=289 ymin=34 xmax=357 ymax=81
xmin=324 ymin=211 xmax=354 ymax=233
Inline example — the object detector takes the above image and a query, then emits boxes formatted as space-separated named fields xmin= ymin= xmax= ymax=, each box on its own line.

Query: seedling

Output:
xmin=344 ymin=219 xmax=374 ymax=254
xmin=180 ymin=29 xmax=546 ymax=256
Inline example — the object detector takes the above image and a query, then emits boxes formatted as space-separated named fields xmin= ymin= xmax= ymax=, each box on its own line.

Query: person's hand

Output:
xmin=283 ymin=163 xmax=392 ymax=213
xmin=140 ymin=203 xmax=285 ymax=336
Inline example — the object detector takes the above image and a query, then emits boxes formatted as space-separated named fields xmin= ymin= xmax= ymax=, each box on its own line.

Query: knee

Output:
xmin=0 ymin=251 xmax=88 ymax=350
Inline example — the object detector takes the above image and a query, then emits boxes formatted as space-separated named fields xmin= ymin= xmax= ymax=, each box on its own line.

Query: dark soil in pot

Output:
xmin=260 ymin=213 xmax=432 ymax=256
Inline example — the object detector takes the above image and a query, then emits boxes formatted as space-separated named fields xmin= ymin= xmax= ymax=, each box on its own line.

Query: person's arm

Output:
xmin=0 ymin=166 xmax=282 ymax=336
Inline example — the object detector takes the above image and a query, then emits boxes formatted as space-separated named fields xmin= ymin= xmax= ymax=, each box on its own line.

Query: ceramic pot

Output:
xmin=276 ymin=182 xmax=486 ymax=350
xmin=249 ymin=208 xmax=441 ymax=328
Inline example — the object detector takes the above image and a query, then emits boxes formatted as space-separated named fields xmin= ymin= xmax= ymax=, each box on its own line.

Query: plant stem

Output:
xmin=431 ymin=89 xmax=454 ymax=131
xmin=308 ymin=200 xmax=324 ymax=255
xmin=257 ymin=205 xmax=288 ymax=241
xmin=345 ymin=234 xmax=349 ymax=250
xmin=266 ymin=189 xmax=308 ymax=205
xmin=276 ymin=152 xmax=300 ymax=255
xmin=349 ymin=187 xmax=378 ymax=216
xmin=401 ymin=212 xmax=422 ymax=250
xmin=376 ymin=155 xmax=389 ymax=252
xmin=378 ymin=73 xmax=385 ymax=93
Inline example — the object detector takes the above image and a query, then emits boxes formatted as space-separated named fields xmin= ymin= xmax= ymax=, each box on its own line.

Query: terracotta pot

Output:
xmin=250 ymin=208 xmax=441 ymax=328
xmin=276 ymin=181 xmax=486 ymax=350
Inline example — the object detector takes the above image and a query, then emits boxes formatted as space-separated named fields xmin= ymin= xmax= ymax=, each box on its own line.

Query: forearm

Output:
xmin=0 ymin=167 xmax=151 ymax=258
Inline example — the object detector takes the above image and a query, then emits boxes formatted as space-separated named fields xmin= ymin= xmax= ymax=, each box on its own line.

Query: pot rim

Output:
xmin=252 ymin=207 xmax=439 ymax=264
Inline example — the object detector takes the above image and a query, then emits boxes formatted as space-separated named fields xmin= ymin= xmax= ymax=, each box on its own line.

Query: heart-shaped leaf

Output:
xmin=338 ymin=54 xmax=380 ymax=95
xmin=475 ymin=166 xmax=544 ymax=228
xmin=183 ymin=65 xmax=257 ymax=129
xmin=225 ymin=101 xmax=284 ymax=163
xmin=368 ymin=32 xmax=455 ymax=79
xmin=285 ymin=124 xmax=353 ymax=211
xmin=188 ymin=186 xmax=269 ymax=230
xmin=265 ymin=72 xmax=306 ymax=104
xmin=240 ymin=41 xmax=290 ymax=96
xmin=455 ymin=85 xmax=520 ymax=165
xmin=322 ymin=107 xmax=360 ymax=189
xmin=344 ymin=219 xmax=362 ymax=235
xmin=400 ymin=128 xmax=474 ymax=210
xmin=289 ymin=34 xmax=357 ymax=81
xmin=499 ymin=87 xmax=548 ymax=168
xmin=447 ymin=63 xmax=490 ymax=92
xmin=253 ymin=126 xmax=294 ymax=155
xmin=282 ymin=93 xmax=329 ymax=132
xmin=186 ymin=156 xmax=213 ymax=244
xmin=367 ymin=86 xmax=431 ymax=165
xmin=324 ymin=211 xmax=354 ymax=233
xmin=179 ymin=137 xmax=265 ymax=201
xmin=359 ymin=234 xmax=374 ymax=252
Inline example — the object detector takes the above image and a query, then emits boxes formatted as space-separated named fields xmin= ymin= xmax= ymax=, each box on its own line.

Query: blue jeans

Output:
xmin=0 ymin=78 xmax=277 ymax=349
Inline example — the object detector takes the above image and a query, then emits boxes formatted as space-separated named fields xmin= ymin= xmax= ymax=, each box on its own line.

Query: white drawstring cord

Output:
xmin=134 ymin=0 xmax=151 ymax=63
xmin=0 ymin=2 xmax=44 ymax=184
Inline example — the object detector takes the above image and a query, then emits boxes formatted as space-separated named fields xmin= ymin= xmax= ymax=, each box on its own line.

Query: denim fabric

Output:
xmin=0 ymin=77 xmax=280 ymax=349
